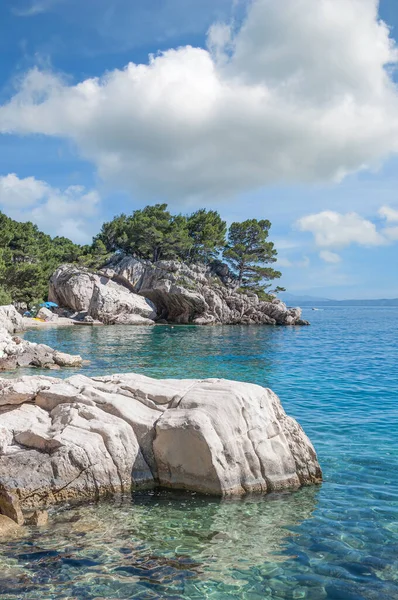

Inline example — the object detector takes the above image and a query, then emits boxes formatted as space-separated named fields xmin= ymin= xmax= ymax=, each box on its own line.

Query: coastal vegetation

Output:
xmin=0 ymin=204 xmax=283 ymax=307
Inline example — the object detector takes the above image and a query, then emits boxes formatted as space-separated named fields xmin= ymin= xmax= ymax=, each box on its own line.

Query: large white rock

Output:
xmin=58 ymin=257 xmax=309 ymax=326
xmin=49 ymin=265 xmax=97 ymax=312
xmin=0 ymin=373 xmax=321 ymax=509
xmin=49 ymin=265 xmax=157 ymax=324
xmin=0 ymin=306 xmax=24 ymax=334
xmin=88 ymin=279 xmax=156 ymax=324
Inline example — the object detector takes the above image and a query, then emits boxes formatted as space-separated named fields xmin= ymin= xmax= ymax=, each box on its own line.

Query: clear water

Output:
xmin=0 ymin=306 xmax=397 ymax=599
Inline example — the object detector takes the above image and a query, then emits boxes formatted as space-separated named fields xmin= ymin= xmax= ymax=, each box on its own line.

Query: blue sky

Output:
xmin=0 ymin=0 xmax=397 ymax=299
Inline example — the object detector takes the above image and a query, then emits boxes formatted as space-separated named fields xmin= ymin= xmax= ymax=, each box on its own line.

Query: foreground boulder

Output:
xmin=49 ymin=259 xmax=309 ymax=326
xmin=0 ymin=306 xmax=82 ymax=371
xmin=0 ymin=373 xmax=321 ymax=509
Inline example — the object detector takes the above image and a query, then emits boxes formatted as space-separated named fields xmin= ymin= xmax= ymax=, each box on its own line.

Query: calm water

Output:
xmin=0 ymin=307 xmax=397 ymax=599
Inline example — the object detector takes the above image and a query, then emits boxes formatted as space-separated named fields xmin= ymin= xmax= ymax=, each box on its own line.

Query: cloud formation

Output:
xmin=0 ymin=174 xmax=100 ymax=243
xmin=319 ymin=250 xmax=342 ymax=264
xmin=1 ymin=0 xmax=398 ymax=199
xmin=297 ymin=210 xmax=385 ymax=249
xmin=13 ymin=0 xmax=63 ymax=17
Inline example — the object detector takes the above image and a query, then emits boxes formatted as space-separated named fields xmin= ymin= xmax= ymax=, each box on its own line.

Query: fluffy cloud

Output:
xmin=0 ymin=174 xmax=100 ymax=243
xmin=379 ymin=205 xmax=398 ymax=222
xmin=277 ymin=256 xmax=310 ymax=269
xmin=297 ymin=210 xmax=385 ymax=248
xmin=0 ymin=173 xmax=49 ymax=208
xmin=319 ymin=250 xmax=341 ymax=264
xmin=379 ymin=204 xmax=398 ymax=241
xmin=1 ymin=0 xmax=398 ymax=199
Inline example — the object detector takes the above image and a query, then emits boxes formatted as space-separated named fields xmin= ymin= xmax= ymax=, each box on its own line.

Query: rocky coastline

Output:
xmin=49 ymin=257 xmax=310 ymax=327
xmin=0 ymin=370 xmax=322 ymax=534
xmin=0 ymin=306 xmax=83 ymax=372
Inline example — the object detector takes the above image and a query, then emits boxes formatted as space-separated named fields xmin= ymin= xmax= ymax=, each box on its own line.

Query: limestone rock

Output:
xmin=53 ymin=351 xmax=83 ymax=368
xmin=49 ymin=265 xmax=97 ymax=312
xmin=49 ymin=265 xmax=157 ymax=325
xmin=0 ymin=306 xmax=83 ymax=372
xmin=0 ymin=514 xmax=21 ymax=538
xmin=0 ymin=305 xmax=24 ymax=334
xmin=36 ymin=307 xmax=58 ymax=322
xmin=0 ymin=485 xmax=24 ymax=525
xmin=25 ymin=509 xmax=48 ymax=526
xmin=0 ymin=373 xmax=321 ymax=507
xmin=51 ymin=257 xmax=308 ymax=326
xmin=89 ymin=279 xmax=156 ymax=324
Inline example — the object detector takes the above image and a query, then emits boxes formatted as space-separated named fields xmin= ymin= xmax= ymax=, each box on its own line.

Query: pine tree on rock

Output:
xmin=223 ymin=219 xmax=283 ymax=299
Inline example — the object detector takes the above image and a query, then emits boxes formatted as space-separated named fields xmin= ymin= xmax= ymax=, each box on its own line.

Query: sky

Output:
xmin=0 ymin=0 xmax=397 ymax=299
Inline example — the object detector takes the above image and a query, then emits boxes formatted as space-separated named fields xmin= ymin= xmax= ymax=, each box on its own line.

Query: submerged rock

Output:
xmin=0 ymin=373 xmax=321 ymax=508
xmin=0 ymin=514 xmax=21 ymax=538
xmin=49 ymin=259 xmax=309 ymax=326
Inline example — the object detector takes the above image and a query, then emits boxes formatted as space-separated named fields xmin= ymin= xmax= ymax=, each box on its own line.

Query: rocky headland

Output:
xmin=0 ymin=370 xmax=322 ymax=533
xmin=0 ymin=306 xmax=82 ymax=372
xmin=49 ymin=257 xmax=310 ymax=326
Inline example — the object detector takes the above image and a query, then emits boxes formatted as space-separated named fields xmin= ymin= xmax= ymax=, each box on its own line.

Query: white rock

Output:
xmin=53 ymin=351 xmax=83 ymax=368
xmin=0 ymin=373 xmax=321 ymax=507
xmin=88 ymin=279 xmax=156 ymax=324
xmin=36 ymin=307 xmax=58 ymax=322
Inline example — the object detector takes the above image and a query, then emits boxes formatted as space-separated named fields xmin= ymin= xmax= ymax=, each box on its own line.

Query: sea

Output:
xmin=0 ymin=306 xmax=397 ymax=599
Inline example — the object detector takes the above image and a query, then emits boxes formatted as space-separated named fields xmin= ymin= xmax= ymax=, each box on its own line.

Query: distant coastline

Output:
xmin=281 ymin=294 xmax=398 ymax=307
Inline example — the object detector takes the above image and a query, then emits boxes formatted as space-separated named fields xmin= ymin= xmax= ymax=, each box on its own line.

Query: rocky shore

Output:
xmin=0 ymin=306 xmax=83 ymax=372
xmin=49 ymin=258 xmax=310 ymax=326
xmin=0 ymin=371 xmax=322 ymax=534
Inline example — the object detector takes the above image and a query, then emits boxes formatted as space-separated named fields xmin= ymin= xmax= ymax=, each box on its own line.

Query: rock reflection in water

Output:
xmin=0 ymin=487 xmax=319 ymax=599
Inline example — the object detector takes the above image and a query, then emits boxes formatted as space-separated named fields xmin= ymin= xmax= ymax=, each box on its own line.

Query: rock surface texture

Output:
xmin=0 ymin=373 xmax=321 ymax=510
xmin=50 ymin=259 xmax=309 ymax=326
xmin=49 ymin=265 xmax=157 ymax=325
xmin=0 ymin=306 xmax=82 ymax=370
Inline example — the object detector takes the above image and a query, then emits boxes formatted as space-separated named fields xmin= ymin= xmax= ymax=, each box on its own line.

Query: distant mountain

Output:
xmin=280 ymin=292 xmax=332 ymax=303
xmin=280 ymin=293 xmax=398 ymax=307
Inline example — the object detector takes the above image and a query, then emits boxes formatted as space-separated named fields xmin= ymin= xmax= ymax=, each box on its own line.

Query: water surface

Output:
xmin=0 ymin=306 xmax=396 ymax=599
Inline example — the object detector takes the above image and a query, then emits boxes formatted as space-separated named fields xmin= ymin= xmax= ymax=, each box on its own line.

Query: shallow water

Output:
xmin=0 ymin=306 xmax=397 ymax=599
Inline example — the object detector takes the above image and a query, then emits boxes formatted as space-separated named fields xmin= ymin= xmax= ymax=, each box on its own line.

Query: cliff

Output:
xmin=49 ymin=257 xmax=309 ymax=326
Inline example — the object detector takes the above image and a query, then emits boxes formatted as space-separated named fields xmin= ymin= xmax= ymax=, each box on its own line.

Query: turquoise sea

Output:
xmin=0 ymin=306 xmax=397 ymax=599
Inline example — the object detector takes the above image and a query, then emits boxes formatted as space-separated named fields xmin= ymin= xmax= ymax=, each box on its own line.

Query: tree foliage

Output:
xmin=186 ymin=209 xmax=227 ymax=263
xmin=0 ymin=212 xmax=106 ymax=307
xmin=0 ymin=206 xmax=285 ymax=306
xmin=223 ymin=219 xmax=283 ymax=297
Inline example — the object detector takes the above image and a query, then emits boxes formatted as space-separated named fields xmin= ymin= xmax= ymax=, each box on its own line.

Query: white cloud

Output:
xmin=319 ymin=250 xmax=341 ymax=264
xmin=13 ymin=0 xmax=64 ymax=16
xmin=0 ymin=173 xmax=49 ymax=207
xmin=2 ymin=0 xmax=398 ymax=199
xmin=383 ymin=226 xmax=398 ymax=241
xmin=277 ymin=255 xmax=310 ymax=269
xmin=297 ymin=210 xmax=385 ymax=248
xmin=0 ymin=174 xmax=100 ymax=244
xmin=379 ymin=205 xmax=398 ymax=222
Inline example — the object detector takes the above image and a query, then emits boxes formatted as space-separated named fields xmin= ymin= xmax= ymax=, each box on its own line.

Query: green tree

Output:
xmin=0 ymin=211 xmax=94 ymax=306
xmin=0 ymin=286 xmax=12 ymax=306
xmin=223 ymin=219 xmax=282 ymax=297
xmin=97 ymin=204 xmax=192 ymax=262
xmin=186 ymin=209 xmax=227 ymax=264
xmin=96 ymin=214 xmax=130 ymax=253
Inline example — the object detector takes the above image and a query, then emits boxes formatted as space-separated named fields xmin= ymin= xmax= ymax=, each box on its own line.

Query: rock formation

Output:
xmin=49 ymin=265 xmax=156 ymax=325
xmin=0 ymin=306 xmax=82 ymax=371
xmin=50 ymin=259 xmax=309 ymax=326
xmin=0 ymin=372 xmax=321 ymax=512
